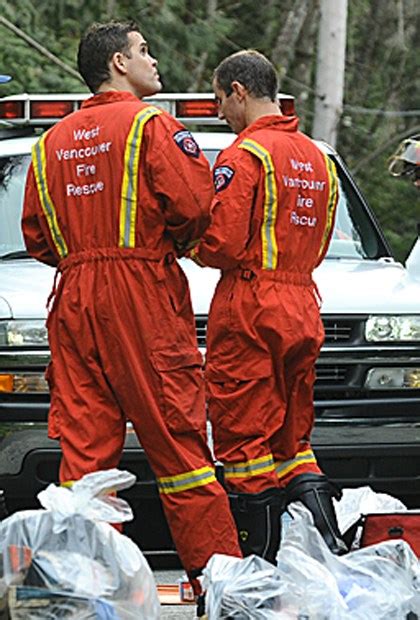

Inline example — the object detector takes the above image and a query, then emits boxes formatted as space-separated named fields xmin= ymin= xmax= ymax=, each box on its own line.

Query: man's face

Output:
xmin=124 ymin=31 xmax=162 ymax=98
xmin=213 ymin=78 xmax=246 ymax=135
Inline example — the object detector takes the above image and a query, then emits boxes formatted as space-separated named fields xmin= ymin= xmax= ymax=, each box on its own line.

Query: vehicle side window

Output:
xmin=0 ymin=155 xmax=30 ymax=254
xmin=327 ymin=160 xmax=382 ymax=260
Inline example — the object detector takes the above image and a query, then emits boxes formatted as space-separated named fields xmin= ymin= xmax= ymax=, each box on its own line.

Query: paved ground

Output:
xmin=154 ymin=568 xmax=196 ymax=619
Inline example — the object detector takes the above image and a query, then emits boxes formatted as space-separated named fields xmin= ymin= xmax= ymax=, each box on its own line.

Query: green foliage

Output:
xmin=354 ymin=153 xmax=419 ymax=262
xmin=0 ymin=0 xmax=418 ymax=261
xmin=336 ymin=0 xmax=420 ymax=261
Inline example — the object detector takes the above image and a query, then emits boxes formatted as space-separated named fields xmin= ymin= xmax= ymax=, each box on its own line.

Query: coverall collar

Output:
xmin=81 ymin=90 xmax=140 ymax=109
xmin=238 ymin=114 xmax=299 ymax=140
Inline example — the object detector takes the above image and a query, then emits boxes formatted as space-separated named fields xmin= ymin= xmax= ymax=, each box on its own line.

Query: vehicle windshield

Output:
xmin=0 ymin=150 xmax=387 ymax=261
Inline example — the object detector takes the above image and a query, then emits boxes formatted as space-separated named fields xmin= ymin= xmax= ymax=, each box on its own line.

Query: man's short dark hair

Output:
xmin=214 ymin=50 xmax=279 ymax=102
xmin=77 ymin=21 xmax=141 ymax=93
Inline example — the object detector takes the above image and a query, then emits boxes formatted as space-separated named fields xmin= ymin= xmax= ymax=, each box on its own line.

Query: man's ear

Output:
xmin=111 ymin=51 xmax=128 ymax=76
xmin=231 ymin=81 xmax=247 ymax=101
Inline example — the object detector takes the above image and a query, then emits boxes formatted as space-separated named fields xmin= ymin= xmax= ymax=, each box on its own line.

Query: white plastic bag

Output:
xmin=0 ymin=469 xmax=160 ymax=619
xmin=278 ymin=503 xmax=420 ymax=619
xmin=203 ymin=493 xmax=420 ymax=619
xmin=203 ymin=554 xmax=293 ymax=619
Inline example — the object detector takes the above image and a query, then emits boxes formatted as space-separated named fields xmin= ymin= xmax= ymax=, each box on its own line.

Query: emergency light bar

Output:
xmin=0 ymin=92 xmax=295 ymax=127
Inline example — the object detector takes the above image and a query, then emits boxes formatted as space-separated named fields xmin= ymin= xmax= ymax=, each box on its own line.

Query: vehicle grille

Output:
xmin=315 ymin=365 xmax=348 ymax=384
xmin=195 ymin=315 xmax=208 ymax=348
xmin=195 ymin=315 xmax=362 ymax=347
xmin=323 ymin=318 xmax=358 ymax=343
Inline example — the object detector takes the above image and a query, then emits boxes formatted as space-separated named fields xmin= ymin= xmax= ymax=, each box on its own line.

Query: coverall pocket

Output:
xmin=162 ymin=265 xmax=191 ymax=316
xmin=151 ymin=348 xmax=206 ymax=434
xmin=205 ymin=356 xmax=272 ymax=383
xmin=45 ymin=362 xmax=60 ymax=440
xmin=206 ymin=360 xmax=274 ymax=440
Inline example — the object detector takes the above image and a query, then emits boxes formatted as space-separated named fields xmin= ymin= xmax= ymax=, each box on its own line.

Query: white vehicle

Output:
xmin=0 ymin=93 xmax=420 ymax=562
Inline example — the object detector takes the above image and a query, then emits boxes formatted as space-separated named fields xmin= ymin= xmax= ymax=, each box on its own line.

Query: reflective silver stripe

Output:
xmin=275 ymin=450 xmax=317 ymax=479
xmin=238 ymin=138 xmax=278 ymax=269
xmin=119 ymin=106 xmax=161 ymax=248
xmin=224 ymin=454 xmax=275 ymax=479
xmin=157 ymin=466 xmax=216 ymax=495
xmin=32 ymin=134 xmax=68 ymax=258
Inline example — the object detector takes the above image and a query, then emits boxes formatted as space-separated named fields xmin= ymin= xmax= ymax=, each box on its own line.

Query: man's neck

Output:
xmin=245 ymin=98 xmax=282 ymax=127
xmin=96 ymin=79 xmax=140 ymax=99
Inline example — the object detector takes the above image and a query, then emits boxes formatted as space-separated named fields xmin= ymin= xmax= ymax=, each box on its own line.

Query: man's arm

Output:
xmin=191 ymin=151 xmax=259 ymax=270
xmin=147 ymin=117 xmax=213 ymax=255
xmin=21 ymin=164 xmax=59 ymax=267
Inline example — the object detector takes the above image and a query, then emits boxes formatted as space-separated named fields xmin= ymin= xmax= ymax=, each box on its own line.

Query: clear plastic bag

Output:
xmin=278 ymin=503 xmax=420 ymax=619
xmin=203 ymin=553 xmax=292 ymax=619
xmin=203 ymin=499 xmax=420 ymax=619
xmin=0 ymin=469 xmax=160 ymax=619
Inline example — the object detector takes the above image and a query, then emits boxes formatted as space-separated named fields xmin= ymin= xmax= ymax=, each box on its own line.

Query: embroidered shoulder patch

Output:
xmin=213 ymin=165 xmax=235 ymax=192
xmin=173 ymin=130 xmax=200 ymax=158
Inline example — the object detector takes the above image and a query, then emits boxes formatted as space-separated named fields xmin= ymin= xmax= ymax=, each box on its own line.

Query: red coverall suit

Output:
xmin=22 ymin=91 xmax=241 ymax=579
xmin=191 ymin=114 xmax=340 ymax=558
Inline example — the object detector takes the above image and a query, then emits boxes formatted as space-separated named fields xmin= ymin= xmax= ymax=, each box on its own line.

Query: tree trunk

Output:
xmin=271 ymin=1 xmax=311 ymax=74
xmin=312 ymin=0 xmax=348 ymax=147
xmin=188 ymin=0 xmax=217 ymax=92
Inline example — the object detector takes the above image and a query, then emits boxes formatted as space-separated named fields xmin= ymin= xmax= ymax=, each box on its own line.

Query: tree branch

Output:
xmin=352 ymin=124 xmax=420 ymax=174
xmin=0 ymin=16 xmax=84 ymax=84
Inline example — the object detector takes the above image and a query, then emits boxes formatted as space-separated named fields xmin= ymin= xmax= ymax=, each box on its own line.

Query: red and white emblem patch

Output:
xmin=213 ymin=165 xmax=235 ymax=192
xmin=173 ymin=130 xmax=200 ymax=158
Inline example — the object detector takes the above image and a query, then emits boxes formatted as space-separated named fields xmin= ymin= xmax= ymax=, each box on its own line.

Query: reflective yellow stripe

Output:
xmin=224 ymin=453 xmax=275 ymax=480
xmin=60 ymin=480 xmax=74 ymax=488
xmin=318 ymin=154 xmax=339 ymax=258
xmin=239 ymin=138 xmax=278 ymax=270
xmin=119 ymin=106 xmax=162 ymax=248
xmin=189 ymin=245 xmax=206 ymax=267
xmin=32 ymin=134 xmax=68 ymax=258
xmin=157 ymin=466 xmax=216 ymax=495
xmin=275 ymin=449 xmax=317 ymax=480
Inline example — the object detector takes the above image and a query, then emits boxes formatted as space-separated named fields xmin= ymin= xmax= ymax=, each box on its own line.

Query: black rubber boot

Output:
xmin=228 ymin=488 xmax=285 ymax=565
xmin=196 ymin=593 xmax=206 ymax=619
xmin=285 ymin=473 xmax=347 ymax=554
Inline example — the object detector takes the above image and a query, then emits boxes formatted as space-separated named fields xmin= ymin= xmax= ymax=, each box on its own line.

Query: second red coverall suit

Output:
xmin=22 ymin=91 xmax=241 ymax=580
xmin=191 ymin=113 xmax=344 ymax=559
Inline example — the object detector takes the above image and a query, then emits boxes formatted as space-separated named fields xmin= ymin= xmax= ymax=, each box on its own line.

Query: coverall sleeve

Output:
xmin=21 ymin=164 xmax=59 ymax=267
xmin=191 ymin=151 xmax=260 ymax=270
xmin=146 ymin=116 xmax=213 ymax=255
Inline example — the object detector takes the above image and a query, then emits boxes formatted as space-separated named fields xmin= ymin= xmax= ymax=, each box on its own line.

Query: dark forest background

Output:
xmin=1 ymin=0 xmax=419 ymax=261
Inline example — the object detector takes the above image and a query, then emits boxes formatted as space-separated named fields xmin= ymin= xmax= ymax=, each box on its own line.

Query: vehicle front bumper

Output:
xmin=0 ymin=419 xmax=419 ymax=567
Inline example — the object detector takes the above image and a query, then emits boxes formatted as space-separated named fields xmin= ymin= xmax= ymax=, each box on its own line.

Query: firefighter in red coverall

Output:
xmin=22 ymin=21 xmax=241 ymax=589
xmin=191 ymin=50 xmax=347 ymax=562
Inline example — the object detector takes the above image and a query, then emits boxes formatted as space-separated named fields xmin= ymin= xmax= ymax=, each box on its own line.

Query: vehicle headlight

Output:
xmin=365 ymin=315 xmax=420 ymax=342
xmin=365 ymin=367 xmax=420 ymax=389
xmin=0 ymin=373 xmax=49 ymax=393
xmin=0 ymin=320 xmax=48 ymax=346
